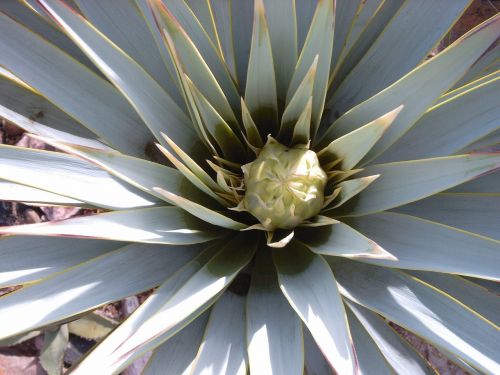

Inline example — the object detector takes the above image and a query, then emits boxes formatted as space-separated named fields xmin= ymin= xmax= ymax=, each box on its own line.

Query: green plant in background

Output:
xmin=0 ymin=0 xmax=499 ymax=374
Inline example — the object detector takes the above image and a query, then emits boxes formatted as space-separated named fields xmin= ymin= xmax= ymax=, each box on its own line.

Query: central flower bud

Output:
xmin=242 ymin=138 xmax=327 ymax=230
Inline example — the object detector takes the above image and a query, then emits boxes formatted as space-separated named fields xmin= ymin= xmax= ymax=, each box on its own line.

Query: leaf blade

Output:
xmin=273 ymin=241 xmax=357 ymax=375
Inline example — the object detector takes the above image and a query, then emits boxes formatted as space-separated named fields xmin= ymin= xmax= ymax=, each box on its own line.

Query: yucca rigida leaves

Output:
xmin=377 ymin=72 xmax=500 ymax=162
xmin=333 ymin=153 xmax=500 ymax=216
xmin=0 ymin=0 xmax=97 ymax=73
xmin=288 ymin=0 xmax=334 ymax=136
xmin=447 ymin=172 xmax=500 ymax=194
xmin=279 ymin=56 xmax=318 ymax=143
xmin=0 ymin=180 xmax=84 ymax=207
xmin=317 ymin=106 xmax=402 ymax=170
xmin=142 ymin=312 xmax=208 ymax=375
xmin=263 ymin=0 xmax=297 ymax=107
xmin=330 ymin=260 xmax=500 ymax=374
xmin=0 ymin=236 xmax=123 ymax=288
xmin=72 ymin=235 xmax=256 ymax=374
xmin=273 ymin=241 xmax=358 ymax=375
xmin=247 ymin=249 xmax=303 ymax=375
xmin=0 ymin=77 xmax=100 ymax=142
xmin=290 ymin=96 xmax=313 ymax=145
xmin=329 ymin=0 xmax=402 ymax=94
xmin=190 ymin=292 xmax=247 ymax=375
xmin=0 ymin=206 xmax=224 ymax=244
xmin=346 ymin=301 xmax=435 ymax=375
xmin=454 ymin=42 xmax=500 ymax=88
xmin=0 ymin=244 xmax=201 ymax=340
xmin=245 ymin=0 xmax=279 ymax=136
xmin=0 ymin=103 xmax=109 ymax=151
xmin=154 ymin=187 xmax=247 ymax=230
xmin=346 ymin=306 xmax=419 ymax=375
xmin=37 ymin=0 xmax=201 ymax=156
xmin=408 ymin=272 xmax=500 ymax=327
xmin=240 ymin=97 xmax=264 ymax=148
xmin=296 ymin=221 xmax=394 ymax=260
xmin=73 ymin=0 xmax=185 ymax=107
xmin=303 ymin=325 xmax=335 ymax=375
xmin=0 ymin=144 xmax=157 ymax=209
xmin=344 ymin=212 xmax=500 ymax=280
xmin=460 ymin=128 xmax=500 ymax=154
xmin=329 ymin=0 xmax=362 ymax=77
xmin=149 ymin=0 xmax=240 ymax=126
xmin=325 ymin=175 xmax=380 ymax=209
xmin=24 ymin=134 xmax=220 ymax=208
xmin=0 ymin=0 xmax=498 ymax=374
xmin=71 ymin=242 xmax=221 ymax=374
xmin=0 ymin=12 xmax=153 ymax=157
xmin=329 ymin=0 xmax=472 ymax=115
xmin=320 ymin=14 xmax=500 ymax=163
xmin=394 ymin=193 xmax=500 ymax=240
xmin=185 ymin=76 xmax=248 ymax=162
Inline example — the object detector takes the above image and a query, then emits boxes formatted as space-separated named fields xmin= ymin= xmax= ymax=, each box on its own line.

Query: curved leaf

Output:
xmin=74 ymin=0 xmax=184 ymax=106
xmin=38 ymin=137 xmax=219 ymax=208
xmin=325 ymin=175 xmax=380 ymax=209
xmin=0 ymin=180 xmax=84 ymax=207
xmin=191 ymin=292 xmax=247 ymax=375
xmin=247 ymin=250 xmax=303 ymax=375
xmin=394 ymin=193 xmax=500 ymax=240
xmin=150 ymin=0 xmax=239 ymax=124
xmin=0 ymin=75 xmax=98 ymax=141
xmin=409 ymin=272 xmax=500 ymax=327
xmin=73 ymin=241 xmax=222 ymax=374
xmin=335 ymin=153 xmax=500 ymax=217
xmin=0 ymin=243 xmax=200 ymax=340
xmin=154 ymin=187 xmax=246 ymax=230
xmin=0 ymin=12 xmax=153 ymax=156
xmin=345 ymin=212 xmax=500 ymax=280
xmin=346 ymin=301 xmax=434 ymax=375
xmin=280 ymin=56 xmax=317 ymax=142
xmin=38 ymin=0 xmax=198 ymax=155
xmin=83 ymin=233 xmax=256 ymax=374
xmin=0 ymin=144 xmax=157 ymax=209
xmin=297 ymin=223 xmax=395 ymax=260
xmin=186 ymin=77 xmax=247 ymax=162
xmin=345 ymin=307 xmax=399 ymax=375
xmin=331 ymin=260 xmax=500 ymax=374
xmin=0 ymin=236 xmax=123 ymax=287
xmin=0 ymin=206 xmax=223 ymax=245
xmin=0 ymin=104 xmax=107 ymax=150
xmin=143 ymin=312 xmax=208 ymax=375
xmin=330 ymin=0 xmax=362 ymax=75
xmin=273 ymin=241 xmax=358 ymax=375
xmin=287 ymin=0 xmax=334 ymax=134
xmin=329 ymin=0 xmax=401 ymax=93
xmin=321 ymin=15 xmax=500 ymax=163
xmin=316 ymin=106 xmax=401 ymax=169
xmin=245 ymin=0 xmax=279 ymax=135
xmin=378 ymin=73 xmax=500 ymax=162
xmin=447 ymin=172 xmax=500 ymax=193
xmin=263 ymin=0 xmax=297 ymax=106
xmin=0 ymin=0 xmax=96 ymax=71
xmin=330 ymin=0 xmax=471 ymax=114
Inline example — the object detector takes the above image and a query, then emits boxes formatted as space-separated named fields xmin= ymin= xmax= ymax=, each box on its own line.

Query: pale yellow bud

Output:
xmin=242 ymin=138 xmax=327 ymax=230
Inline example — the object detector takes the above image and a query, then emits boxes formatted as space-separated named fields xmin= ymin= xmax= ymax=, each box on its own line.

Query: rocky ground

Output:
xmin=0 ymin=1 xmax=498 ymax=373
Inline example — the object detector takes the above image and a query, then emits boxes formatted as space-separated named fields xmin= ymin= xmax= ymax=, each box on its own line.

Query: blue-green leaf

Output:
xmin=273 ymin=241 xmax=358 ymax=375
xmin=345 ymin=212 xmax=500 ymax=280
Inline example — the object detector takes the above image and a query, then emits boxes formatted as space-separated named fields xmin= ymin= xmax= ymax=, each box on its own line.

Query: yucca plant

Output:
xmin=0 ymin=0 xmax=499 ymax=374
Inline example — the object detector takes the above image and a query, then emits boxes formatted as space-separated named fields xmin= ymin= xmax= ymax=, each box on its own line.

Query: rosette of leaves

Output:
xmin=0 ymin=1 xmax=499 ymax=374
